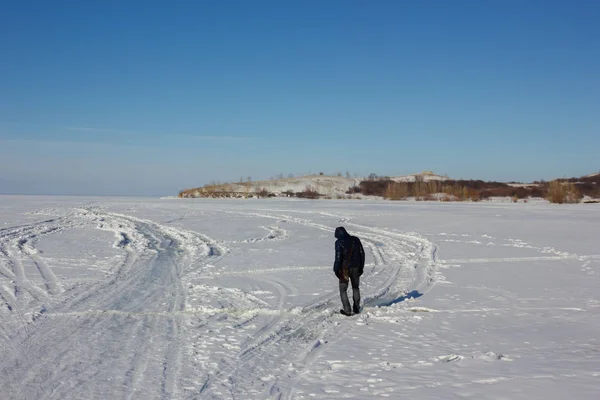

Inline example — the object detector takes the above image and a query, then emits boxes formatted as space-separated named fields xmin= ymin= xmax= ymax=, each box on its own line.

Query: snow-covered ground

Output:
xmin=0 ymin=195 xmax=599 ymax=399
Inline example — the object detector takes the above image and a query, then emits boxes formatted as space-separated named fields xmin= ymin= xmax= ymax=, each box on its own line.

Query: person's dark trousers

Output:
xmin=339 ymin=268 xmax=361 ymax=314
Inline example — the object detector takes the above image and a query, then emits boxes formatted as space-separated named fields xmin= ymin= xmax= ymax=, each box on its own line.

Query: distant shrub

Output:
xmin=543 ymin=174 xmax=599 ymax=198
xmin=359 ymin=179 xmax=394 ymax=196
xmin=384 ymin=182 xmax=409 ymax=200
xmin=547 ymin=181 xmax=567 ymax=203
xmin=546 ymin=180 xmax=582 ymax=204
xmin=477 ymin=186 xmax=531 ymax=199
xmin=528 ymin=186 xmax=546 ymax=198
xmin=443 ymin=179 xmax=509 ymax=190
xmin=256 ymin=188 xmax=270 ymax=198
xmin=467 ymin=188 xmax=480 ymax=201
xmin=297 ymin=185 xmax=320 ymax=199
xmin=442 ymin=184 xmax=464 ymax=200
xmin=412 ymin=175 xmax=427 ymax=199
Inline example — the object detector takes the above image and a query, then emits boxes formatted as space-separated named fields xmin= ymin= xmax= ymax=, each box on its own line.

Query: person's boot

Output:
xmin=353 ymin=304 xmax=360 ymax=314
xmin=340 ymin=309 xmax=352 ymax=316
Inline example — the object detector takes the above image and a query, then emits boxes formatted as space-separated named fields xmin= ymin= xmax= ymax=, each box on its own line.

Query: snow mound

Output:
xmin=389 ymin=171 xmax=448 ymax=182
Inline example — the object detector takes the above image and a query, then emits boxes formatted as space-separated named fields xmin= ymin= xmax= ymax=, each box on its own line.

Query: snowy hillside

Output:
xmin=243 ymin=175 xmax=362 ymax=196
xmin=389 ymin=170 xmax=448 ymax=182
xmin=1 ymin=196 xmax=599 ymax=399
xmin=180 ymin=171 xmax=449 ymax=198
xmin=179 ymin=175 xmax=360 ymax=198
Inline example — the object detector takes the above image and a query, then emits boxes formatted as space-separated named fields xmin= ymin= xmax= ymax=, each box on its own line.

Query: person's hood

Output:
xmin=335 ymin=226 xmax=349 ymax=239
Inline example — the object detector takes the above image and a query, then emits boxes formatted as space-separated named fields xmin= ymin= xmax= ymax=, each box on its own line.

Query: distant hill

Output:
xmin=389 ymin=171 xmax=448 ymax=182
xmin=179 ymin=175 xmax=360 ymax=198
xmin=178 ymin=170 xmax=599 ymax=202
xmin=178 ymin=171 xmax=449 ymax=199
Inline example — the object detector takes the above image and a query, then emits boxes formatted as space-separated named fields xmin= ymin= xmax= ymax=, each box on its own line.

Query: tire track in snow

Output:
xmin=0 ymin=218 xmax=77 ymax=304
xmin=445 ymin=254 xmax=600 ymax=264
xmin=0 ymin=208 xmax=226 ymax=400
xmin=199 ymin=209 xmax=439 ymax=398
xmin=21 ymin=244 xmax=62 ymax=295
xmin=225 ymin=225 xmax=288 ymax=244
xmin=0 ymin=284 xmax=17 ymax=312
xmin=240 ymin=210 xmax=439 ymax=306
xmin=0 ymin=206 xmax=440 ymax=399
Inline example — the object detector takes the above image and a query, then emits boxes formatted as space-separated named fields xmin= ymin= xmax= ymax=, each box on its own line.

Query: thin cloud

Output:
xmin=0 ymin=138 xmax=152 ymax=150
xmin=0 ymin=121 xmax=260 ymax=145
xmin=0 ymin=121 xmax=140 ymax=135
xmin=0 ymin=134 xmax=258 ymax=150
xmin=176 ymin=134 xmax=258 ymax=142
xmin=66 ymin=128 xmax=257 ymax=142
xmin=66 ymin=126 xmax=141 ymax=135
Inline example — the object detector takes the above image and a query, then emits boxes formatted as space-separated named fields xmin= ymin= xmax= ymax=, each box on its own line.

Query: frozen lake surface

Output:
xmin=0 ymin=195 xmax=599 ymax=399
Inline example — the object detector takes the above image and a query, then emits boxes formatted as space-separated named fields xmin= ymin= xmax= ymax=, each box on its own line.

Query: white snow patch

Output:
xmin=0 ymin=196 xmax=599 ymax=399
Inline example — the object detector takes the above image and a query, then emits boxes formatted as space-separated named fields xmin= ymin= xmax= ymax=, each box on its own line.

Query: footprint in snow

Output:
xmin=481 ymin=351 xmax=512 ymax=361
xmin=438 ymin=354 xmax=464 ymax=362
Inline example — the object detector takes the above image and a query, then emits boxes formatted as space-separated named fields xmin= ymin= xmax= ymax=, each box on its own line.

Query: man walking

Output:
xmin=333 ymin=227 xmax=365 ymax=316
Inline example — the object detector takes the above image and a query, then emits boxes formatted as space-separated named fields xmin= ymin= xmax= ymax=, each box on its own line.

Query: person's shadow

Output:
xmin=370 ymin=290 xmax=423 ymax=308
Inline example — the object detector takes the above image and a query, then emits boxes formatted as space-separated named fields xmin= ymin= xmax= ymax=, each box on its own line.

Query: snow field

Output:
xmin=0 ymin=196 xmax=599 ymax=399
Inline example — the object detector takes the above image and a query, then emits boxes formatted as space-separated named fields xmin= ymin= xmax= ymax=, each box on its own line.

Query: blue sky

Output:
xmin=1 ymin=0 xmax=599 ymax=195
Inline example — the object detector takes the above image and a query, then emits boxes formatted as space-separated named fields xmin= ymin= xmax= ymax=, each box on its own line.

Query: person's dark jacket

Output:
xmin=333 ymin=227 xmax=365 ymax=279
